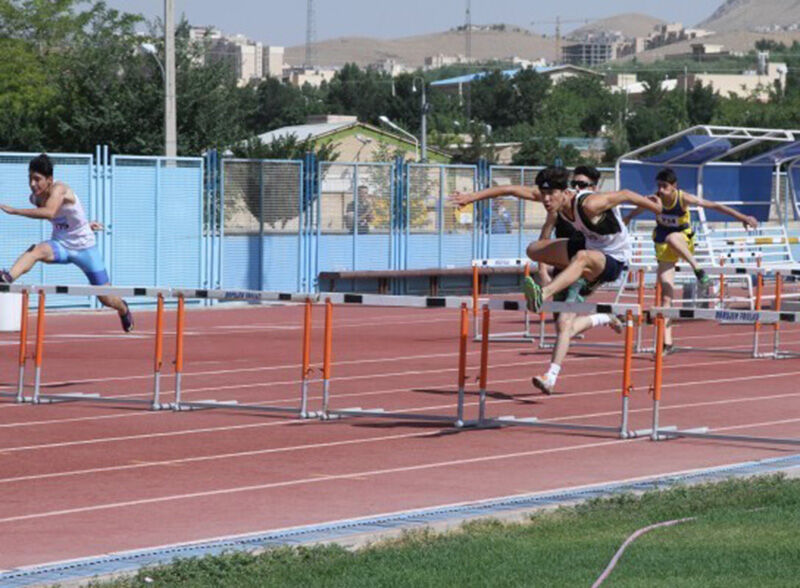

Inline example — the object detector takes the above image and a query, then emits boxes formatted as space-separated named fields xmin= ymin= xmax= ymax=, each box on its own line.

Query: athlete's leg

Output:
xmin=526 ymin=239 xmax=571 ymax=269
xmin=8 ymin=242 xmax=56 ymax=280
xmin=665 ymin=232 xmax=700 ymax=271
xmin=657 ymin=261 xmax=676 ymax=347
xmin=541 ymin=249 xmax=607 ymax=300
xmin=68 ymin=245 xmax=133 ymax=332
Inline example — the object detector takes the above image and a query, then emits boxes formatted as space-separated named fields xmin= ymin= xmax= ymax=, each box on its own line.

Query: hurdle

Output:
xmin=470 ymin=258 xmax=537 ymax=343
xmin=0 ymin=283 xmax=320 ymax=416
xmin=629 ymin=264 xmax=800 ymax=358
xmin=648 ymin=307 xmax=800 ymax=447
xmin=322 ymin=293 xmax=479 ymax=427
xmin=476 ymin=300 xmax=659 ymax=439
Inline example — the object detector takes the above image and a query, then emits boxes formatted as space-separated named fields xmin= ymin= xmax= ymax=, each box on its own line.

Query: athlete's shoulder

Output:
xmin=51 ymin=182 xmax=76 ymax=203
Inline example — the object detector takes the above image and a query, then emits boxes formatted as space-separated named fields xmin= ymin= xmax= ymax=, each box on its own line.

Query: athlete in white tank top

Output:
xmin=557 ymin=190 xmax=631 ymax=263
xmin=31 ymin=184 xmax=96 ymax=250
xmin=1 ymin=154 xmax=134 ymax=332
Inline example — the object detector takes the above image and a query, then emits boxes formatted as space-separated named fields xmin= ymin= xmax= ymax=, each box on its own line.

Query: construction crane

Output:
xmin=531 ymin=16 xmax=592 ymax=63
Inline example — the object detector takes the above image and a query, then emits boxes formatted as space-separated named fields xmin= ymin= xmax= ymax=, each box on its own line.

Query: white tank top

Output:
xmin=558 ymin=190 xmax=631 ymax=263
xmin=31 ymin=183 xmax=96 ymax=250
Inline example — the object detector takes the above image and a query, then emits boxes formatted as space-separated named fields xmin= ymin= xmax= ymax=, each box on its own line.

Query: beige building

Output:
xmin=679 ymin=62 xmax=787 ymax=101
xmin=285 ymin=67 xmax=338 ymax=88
xmin=263 ymin=46 xmax=284 ymax=78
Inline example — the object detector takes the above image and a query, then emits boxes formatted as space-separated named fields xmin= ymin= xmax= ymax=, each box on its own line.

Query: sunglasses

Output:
xmin=570 ymin=180 xmax=593 ymax=190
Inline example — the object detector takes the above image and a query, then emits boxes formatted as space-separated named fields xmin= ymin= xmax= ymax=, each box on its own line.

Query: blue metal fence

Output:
xmin=4 ymin=147 xmax=795 ymax=306
xmin=0 ymin=148 xmax=205 ymax=308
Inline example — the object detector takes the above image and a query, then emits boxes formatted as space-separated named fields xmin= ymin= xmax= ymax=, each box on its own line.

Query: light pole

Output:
xmin=378 ymin=115 xmax=419 ymax=162
xmin=412 ymin=77 xmax=429 ymax=162
xmin=164 ymin=0 xmax=177 ymax=158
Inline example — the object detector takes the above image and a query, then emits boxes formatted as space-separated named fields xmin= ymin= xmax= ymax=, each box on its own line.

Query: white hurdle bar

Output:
xmin=648 ymin=310 xmax=800 ymax=447
xmin=477 ymin=302 xmax=652 ymax=438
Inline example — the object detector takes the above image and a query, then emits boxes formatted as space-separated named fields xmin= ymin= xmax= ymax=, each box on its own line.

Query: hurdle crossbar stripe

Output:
xmin=471 ymin=258 xmax=528 ymax=268
xmin=322 ymin=292 xmax=471 ymax=309
xmin=485 ymin=299 xmax=642 ymax=317
xmin=647 ymin=306 xmax=800 ymax=325
xmin=0 ymin=284 xmax=171 ymax=298
xmin=626 ymin=263 xmax=767 ymax=277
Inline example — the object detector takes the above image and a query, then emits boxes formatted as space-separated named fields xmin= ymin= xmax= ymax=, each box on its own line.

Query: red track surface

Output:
xmin=1 ymin=301 xmax=799 ymax=570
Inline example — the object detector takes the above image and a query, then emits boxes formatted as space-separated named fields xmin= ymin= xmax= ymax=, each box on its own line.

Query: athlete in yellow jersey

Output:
xmin=624 ymin=167 xmax=758 ymax=354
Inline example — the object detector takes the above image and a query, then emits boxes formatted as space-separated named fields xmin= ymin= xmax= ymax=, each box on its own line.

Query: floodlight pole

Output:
xmin=165 ymin=0 xmax=177 ymax=158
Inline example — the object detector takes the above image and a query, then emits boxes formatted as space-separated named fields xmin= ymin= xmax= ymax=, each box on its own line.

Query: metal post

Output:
xmin=773 ymin=272 xmax=783 ymax=357
xmin=164 ymin=0 xmax=177 ymax=158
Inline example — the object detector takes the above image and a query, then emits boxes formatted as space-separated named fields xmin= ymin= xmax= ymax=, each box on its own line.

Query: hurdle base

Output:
xmin=171 ymin=399 xmax=305 ymax=416
xmin=325 ymin=407 xmax=463 ymax=425
xmin=654 ymin=427 xmax=800 ymax=447
xmin=489 ymin=415 xmax=633 ymax=437
xmin=34 ymin=393 xmax=167 ymax=409
xmin=651 ymin=426 xmax=705 ymax=441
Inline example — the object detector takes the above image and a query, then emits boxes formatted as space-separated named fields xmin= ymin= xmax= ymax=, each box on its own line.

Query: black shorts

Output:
xmin=565 ymin=240 xmax=626 ymax=285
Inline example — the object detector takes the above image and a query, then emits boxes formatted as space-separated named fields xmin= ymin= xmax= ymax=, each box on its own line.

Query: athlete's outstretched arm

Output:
xmin=582 ymin=190 xmax=662 ymax=217
xmin=450 ymin=185 xmax=541 ymax=207
xmin=681 ymin=192 xmax=757 ymax=229
xmin=0 ymin=185 xmax=66 ymax=220
xmin=622 ymin=205 xmax=647 ymax=225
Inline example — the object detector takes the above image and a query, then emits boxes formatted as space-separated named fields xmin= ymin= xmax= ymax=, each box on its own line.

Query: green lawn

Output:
xmin=95 ymin=475 xmax=800 ymax=587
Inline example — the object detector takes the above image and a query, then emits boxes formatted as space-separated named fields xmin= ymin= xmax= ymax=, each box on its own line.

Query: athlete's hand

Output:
xmin=89 ymin=221 xmax=104 ymax=231
xmin=0 ymin=204 xmax=16 ymax=215
xmin=742 ymin=215 xmax=758 ymax=229
xmin=448 ymin=192 xmax=474 ymax=208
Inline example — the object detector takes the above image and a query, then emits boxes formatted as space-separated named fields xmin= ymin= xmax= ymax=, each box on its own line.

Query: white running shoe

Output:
xmin=532 ymin=375 xmax=555 ymax=395
xmin=607 ymin=314 xmax=623 ymax=334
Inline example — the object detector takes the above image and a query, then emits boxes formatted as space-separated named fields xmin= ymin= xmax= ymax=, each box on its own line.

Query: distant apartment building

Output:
xmin=189 ymin=26 xmax=284 ymax=86
xmin=424 ymin=54 xmax=475 ymax=69
xmin=564 ymin=22 xmax=715 ymax=65
xmin=369 ymin=59 xmax=412 ymax=77
xmin=608 ymin=60 xmax=787 ymax=102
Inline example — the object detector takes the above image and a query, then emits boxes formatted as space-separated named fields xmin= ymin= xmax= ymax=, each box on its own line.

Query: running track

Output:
xmin=1 ymin=301 xmax=799 ymax=571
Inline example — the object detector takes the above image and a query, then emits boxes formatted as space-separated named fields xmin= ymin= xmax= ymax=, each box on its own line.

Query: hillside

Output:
xmin=613 ymin=29 xmax=800 ymax=63
xmin=284 ymin=26 xmax=557 ymax=68
xmin=570 ymin=13 xmax=665 ymax=39
xmin=698 ymin=0 xmax=800 ymax=33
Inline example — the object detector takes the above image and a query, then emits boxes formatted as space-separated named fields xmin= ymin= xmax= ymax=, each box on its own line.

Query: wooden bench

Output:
xmin=319 ymin=265 xmax=529 ymax=295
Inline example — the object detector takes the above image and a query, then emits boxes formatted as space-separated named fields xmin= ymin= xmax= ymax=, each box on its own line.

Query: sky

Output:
xmin=99 ymin=0 xmax=726 ymax=47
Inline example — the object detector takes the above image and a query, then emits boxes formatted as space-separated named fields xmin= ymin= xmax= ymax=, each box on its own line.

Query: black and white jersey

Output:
xmin=557 ymin=190 xmax=631 ymax=263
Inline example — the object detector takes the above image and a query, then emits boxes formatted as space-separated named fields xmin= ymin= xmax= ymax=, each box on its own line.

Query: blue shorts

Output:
xmin=46 ymin=241 xmax=110 ymax=285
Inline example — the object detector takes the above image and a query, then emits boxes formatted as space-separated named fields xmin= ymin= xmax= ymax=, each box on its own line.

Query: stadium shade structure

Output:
xmin=616 ymin=125 xmax=800 ymax=229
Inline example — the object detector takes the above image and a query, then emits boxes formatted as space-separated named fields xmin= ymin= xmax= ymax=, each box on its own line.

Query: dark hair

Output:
xmin=534 ymin=166 xmax=569 ymax=190
xmin=572 ymin=165 xmax=600 ymax=185
xmin=29 ymin=153 xmax=54 ymax=178
xmin=655 ymin=167 xmax=677 ymax=185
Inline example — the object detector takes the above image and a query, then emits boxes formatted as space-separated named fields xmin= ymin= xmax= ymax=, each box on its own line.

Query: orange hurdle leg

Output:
xmin=321 ymin=298 xmax=333 ymax=414
xmin=172 ymin=295 xmax=186 ymax=410
xmin=650 ymin=315 xmax=665 ymax=440
xmin=152 ymin=294 xmax=165 ymax=409
xmin=456 ymin=303 xmax=468 ymax=426
xmin=32 ymin=291 xmax=46 ymax=404
xmin=478 ymin=305 xmax=490 ymax=424
xmin=15 ymin=290 xmax=29 ymax=403
xmin=620 ymin=310 xmax=634 ymax=436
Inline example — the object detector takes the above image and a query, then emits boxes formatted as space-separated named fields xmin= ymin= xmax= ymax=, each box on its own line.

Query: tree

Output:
xmin=686 ymin=81 xmax=718 ymax=125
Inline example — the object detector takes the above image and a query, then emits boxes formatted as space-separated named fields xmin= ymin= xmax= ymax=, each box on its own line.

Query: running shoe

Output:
xmin=522 ymin=276 xmax=543 ymax=313
xmin=607 ymin=314 xmax=623 ymax=334
xmin=695 ymin=269 xmax=711 ymax=287
xmin=0 ymin=270 xmax=13 ymax=284
xmin=119 ymin=301 xmax=134 ymax=333
xmin=532 ymin=375 xmax=555 ymax=395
